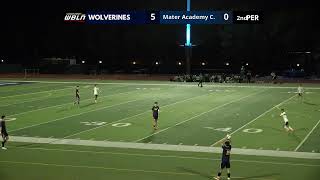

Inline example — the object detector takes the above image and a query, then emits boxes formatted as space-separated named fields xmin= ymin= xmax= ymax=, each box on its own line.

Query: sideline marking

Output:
xmin=9 ymin=136 xmax=320 ymax=160
xmin=6 ymin=117 xmax=17 ymax=122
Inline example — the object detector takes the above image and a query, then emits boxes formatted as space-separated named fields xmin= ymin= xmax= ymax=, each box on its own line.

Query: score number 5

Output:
xmin=150 ymin=13 xmax=156 ymax=21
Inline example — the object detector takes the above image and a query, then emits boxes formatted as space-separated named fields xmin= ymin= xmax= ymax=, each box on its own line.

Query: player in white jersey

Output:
xmin=280 ymin=109 xmax=294 ymax=132
xmin=297 ymin=84 xmax=303 ymax=97
xmin=93 ymin=84 xmax=100 ymax=103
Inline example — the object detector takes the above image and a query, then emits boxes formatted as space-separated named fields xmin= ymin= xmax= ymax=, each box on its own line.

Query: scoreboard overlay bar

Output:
xmin=64 ymin=11 xmax=262 ymax=24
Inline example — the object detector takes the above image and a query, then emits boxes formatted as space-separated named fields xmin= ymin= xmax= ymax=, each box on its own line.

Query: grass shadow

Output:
xmin=261 ymin=126 xmax=283 ymax=133
xmin=288 ymin=132 xmax=302 ymax=143
xmin=139 ymin=129 xmax=157 ymax=143
xmin=10 ymin=142 xmax=42 ymax=148
xmin=303 ymin=101 xmax=318 ymax=106
xmin=80 ymin=102 xmax=95 ymax=108
xmin=56 ymin=106 xmax=72 ymax=113
xmin=292 ymin=127 xmax=307 ymax=132
xmin=55 ymin=104 xmax=81 ymax=113
xmin=177 ymin=167 xmax=211 ymax=179
xmin=237 ymin=173 xmax=280 ymax=179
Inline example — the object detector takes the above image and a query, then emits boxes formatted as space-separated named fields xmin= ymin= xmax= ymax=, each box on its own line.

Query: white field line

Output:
xmin=135 ymin=90 xmax=265 ymax=142
xmin=0 ymin=83 xmax=61 ymax=93
xmin=57 ymin=90 xmax=221 ymax=140
xmin=0 ymin=93 xmax=53 ymax=107
xmin=0 ymin=160 xmax=275 ymax=179
xmin=9 ymin=136 xmax=320 ymax=160
xmin=2 ymin=84 xmax=127 ymax=107
xmin=8 ymin=99 xmax=140 ymax=133
xmin=0 ymin=86 xmax=73 ymax=99
xmin=4 ymin=79 xmax=320 ymax=89
xmin=294 ymin=119 xmax=320 ymax=151
xmin=211 ymin=94 xmax=297 ymax=146
xmin=7 ymin=87 xmax=138 ymax=118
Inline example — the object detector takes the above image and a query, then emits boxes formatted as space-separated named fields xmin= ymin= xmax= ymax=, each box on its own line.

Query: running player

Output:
xmin=297 ymin=84 xmax=303 ymax=97
xmin=214 ymin=134 xmax=232 ymax=180
xmin=93 ymin=84 xmax=100 ymax=103
xmin=151 ymin=102 xmax=160 ymax=130
xmin=74 ymin=86 xmax=80 ymax=105
xmin=280 ymin=109 xmax=294 ymax=132
xmin=0 ymin=115 xmax=9 ymax=150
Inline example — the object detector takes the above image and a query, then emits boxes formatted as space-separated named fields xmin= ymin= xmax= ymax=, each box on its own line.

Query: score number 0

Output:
xmin=224 ymin=13 xmax=229 ymax=21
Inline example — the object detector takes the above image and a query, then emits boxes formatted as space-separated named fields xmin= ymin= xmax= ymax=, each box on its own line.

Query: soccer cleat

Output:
xmin=227 ymin=178 xmax=230 ymax=180
xmin=2 ymin=147 xmax=7 ymax=150
xmin=214 ymin=177 xmax=220 ymax=180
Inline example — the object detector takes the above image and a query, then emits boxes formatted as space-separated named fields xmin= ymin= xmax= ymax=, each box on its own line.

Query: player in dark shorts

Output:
xmin=151 ymin=102 xmax=160 ymax=130
xmin=74 ymin=86 xmax=80 ymax=105
xmin=214 ymin=135 xmax=232 ymax=180
xmin=0 ymin=115 xmax=9 ymax=150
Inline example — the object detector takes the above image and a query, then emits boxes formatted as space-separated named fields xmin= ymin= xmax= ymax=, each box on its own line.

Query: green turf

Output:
xmin=0 ymin=79 xmax=320 ymax=179
xmin=1 ymin=142 xmax=320 ymax=180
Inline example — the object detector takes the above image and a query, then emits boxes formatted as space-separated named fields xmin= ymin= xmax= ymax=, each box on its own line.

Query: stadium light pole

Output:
xmin=185 ymin=0 xmax=192 ymax=75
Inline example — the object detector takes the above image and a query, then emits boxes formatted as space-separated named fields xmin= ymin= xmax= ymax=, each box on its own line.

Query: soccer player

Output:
xmin=0 ymin=115 xmax=9 ymax=150
xmin=198 ymin=73 xmax=203 ymax=87
xmin=280 ymin=109 xmax=294 ymax=132
xmin=297 ymin=84 xmax=303 ymax=97
xmin=74 ymin=86 xmax=80 ymax=105
xmin=151 ymin=102 xmax=160 ymax=130
xmin=271 ymin=71 xmax=277 ymax=84
xmin=93 ymin=84 xmax=100 ymax=103
xmin=214 ymin=134 xmax=232 ymax=180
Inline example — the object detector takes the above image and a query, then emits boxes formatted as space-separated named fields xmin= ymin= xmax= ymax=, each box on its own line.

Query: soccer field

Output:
xmin=0 ymin=79 xmax=320 ymax=180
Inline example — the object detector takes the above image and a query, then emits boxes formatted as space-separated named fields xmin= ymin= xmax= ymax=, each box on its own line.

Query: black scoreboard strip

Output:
xmin=64 ymin=11 xmax=263 ymax=24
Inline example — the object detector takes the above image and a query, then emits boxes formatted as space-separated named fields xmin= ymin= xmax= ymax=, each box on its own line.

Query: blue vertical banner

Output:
xmin=186 ymin=0 xmax=191 ymax=47
xmin=186 ymin=24 xmax=191 ymax=46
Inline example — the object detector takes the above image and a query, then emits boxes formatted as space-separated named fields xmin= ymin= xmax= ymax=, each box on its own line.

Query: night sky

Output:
xmin=0 ymin=0 xmax=318 ymax=71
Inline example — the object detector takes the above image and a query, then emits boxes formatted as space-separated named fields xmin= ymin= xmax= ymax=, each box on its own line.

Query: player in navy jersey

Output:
xmin=74 ymin=86 xmax=80 ymax=105
xmin=214 ymin=135 xmax=232 ymax=180
xmin=0 ymin=115 xmax=9 ymax=150
xmin=151 ymin=102 xmax=160 ymax=130
xmin=198 ymin=73 xmax=203 ymax=87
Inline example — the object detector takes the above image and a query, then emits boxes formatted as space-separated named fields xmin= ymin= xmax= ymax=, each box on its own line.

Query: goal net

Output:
xmin=24 ymin=68 xmax=40 ymax=79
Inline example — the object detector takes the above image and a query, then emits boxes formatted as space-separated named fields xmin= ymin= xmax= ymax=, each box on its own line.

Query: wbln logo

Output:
xmin=64 ymin=13 xmax=86 ymax=22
